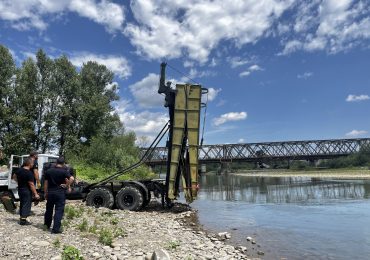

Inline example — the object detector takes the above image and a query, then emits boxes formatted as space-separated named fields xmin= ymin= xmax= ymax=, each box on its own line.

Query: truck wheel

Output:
xmin=86 ymin=188 xmax=114 ymax=209
xmin=116 ymin=186 xmax=144 ymax=211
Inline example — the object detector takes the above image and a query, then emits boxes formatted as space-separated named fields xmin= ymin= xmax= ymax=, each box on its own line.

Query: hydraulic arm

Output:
xmin=159 ymin=62 xmax=205 ymax=203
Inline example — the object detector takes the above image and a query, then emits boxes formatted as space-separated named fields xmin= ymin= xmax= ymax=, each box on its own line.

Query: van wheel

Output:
xmin=86 ymin=188 xmax=114 ymax=209
xmin=116 ymin=186 xmax=144 ymax=211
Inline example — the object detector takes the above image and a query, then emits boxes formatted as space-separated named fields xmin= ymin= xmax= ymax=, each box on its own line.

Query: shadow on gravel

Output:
xmin=143 ymin=201 xmax=192 ymax=214
xmin=5 ymin=217 xmax=19 ymax=223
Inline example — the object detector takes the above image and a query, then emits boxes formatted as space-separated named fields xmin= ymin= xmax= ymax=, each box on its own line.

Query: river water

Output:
xmin=190 ymin=174 xmax=370 ymax=260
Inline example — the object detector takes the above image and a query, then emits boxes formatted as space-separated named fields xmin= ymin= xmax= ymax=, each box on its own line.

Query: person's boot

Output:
xmin=19 ymin=218 xmax=32 ymax=225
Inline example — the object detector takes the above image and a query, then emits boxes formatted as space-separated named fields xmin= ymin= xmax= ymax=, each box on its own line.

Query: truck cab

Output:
xmin=0 ymin=154 xmax=58 ymax=199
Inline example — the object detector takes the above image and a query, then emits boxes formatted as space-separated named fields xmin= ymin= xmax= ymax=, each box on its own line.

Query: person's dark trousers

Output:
xmin=44 ymin=189 xmax=66 ymax=232
xmin=18 ymin=187 xmax=32 ymax=219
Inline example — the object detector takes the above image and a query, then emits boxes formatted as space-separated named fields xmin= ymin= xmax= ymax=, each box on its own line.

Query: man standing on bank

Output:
xmin=13 ymin=158 xmax=40 ymax=225
xmin=44 ymin=157 xmax=74 ymax=233
xmin=29 ymin=151 xmax=41 ymax=189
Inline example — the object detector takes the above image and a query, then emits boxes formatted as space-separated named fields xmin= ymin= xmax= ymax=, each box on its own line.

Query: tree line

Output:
xmin=0 ymin=45 xmax=123 ymax=164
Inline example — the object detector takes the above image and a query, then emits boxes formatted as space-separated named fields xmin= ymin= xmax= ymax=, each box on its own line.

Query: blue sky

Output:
xmin=0 ymin=0 xmax=370 ymax=145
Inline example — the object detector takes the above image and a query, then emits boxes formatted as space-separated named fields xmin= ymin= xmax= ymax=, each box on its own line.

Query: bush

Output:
xmin=67 ymin=133 xmax=155 ymax=182
xmin=62 ymin=245 xmax=84 ymax=260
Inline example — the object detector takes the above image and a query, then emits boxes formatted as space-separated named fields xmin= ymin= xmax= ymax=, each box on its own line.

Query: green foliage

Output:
xmin=65 ymin=205 xmax=83 ymax=220
xmin=166 ymin=240 xmax=180 ymax=250
xmin=53 ymin=238 xmax=61 ymax=248
xmin=69 ymin=135 xmax=155 ymax=182
xmin=113 ymin=227 xmax=125 ymax=238
xmin=61 ymin=219 xmax=69 ymax=230
xmin=290 ymin=161 xmax=309 ymax=170
xmin=62 ymin=245 xmax=84 ymax=260
xmin=319 ymin=147 xmax=370 ymax=169
xmin=0 ymin=44 xmax=155 ymax=181
xmin=0 ymin=45 xmax=122 ymax=157
xmin=88 ymin=224 xmax=98 ymax=234
xmin=110 ymin=217 xmax=119 ymax=225
xmin=99 ymin=228 xmax=113 ymax=246
xmin=77 ymin=218 xmax=89 ymax=232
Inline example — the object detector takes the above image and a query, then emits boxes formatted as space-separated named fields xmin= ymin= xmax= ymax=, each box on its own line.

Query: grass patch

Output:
xmin=99 ymin=228 xmax=113 ymax=246
xmin=53 ymin=238 xmax=61 ymax=248
xmin=113 ymin=227 xmax=125 ymax=238
xmin=166 ymin=240 xmax=180 ymax=250
xmin=65 ymin=205 xmax=83 ymax=220
xmin=77 ymin=218 xmax=88 ymax=232
xmin=110 ymin=217 xmax=119 ymax=225
xmin=62 ymin=245 xmax=84 ymax=260
xmin=88 ymin=225 xmax=98 ymax=234
xmin=61 ymin=219 xmax=70 ymax=230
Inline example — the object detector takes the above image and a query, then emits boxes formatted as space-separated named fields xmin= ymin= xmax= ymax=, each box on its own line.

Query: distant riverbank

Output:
xmin=231 ymin=169 xmax=370 ymax=178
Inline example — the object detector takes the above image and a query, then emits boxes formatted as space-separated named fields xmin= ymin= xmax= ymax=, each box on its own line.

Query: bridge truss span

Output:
xmin=144 ymin=138 xmax=370 ymax=165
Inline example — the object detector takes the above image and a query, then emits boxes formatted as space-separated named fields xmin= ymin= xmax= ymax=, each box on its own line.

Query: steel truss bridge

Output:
xmin=143 ymin=138 xmax=370 ymax=166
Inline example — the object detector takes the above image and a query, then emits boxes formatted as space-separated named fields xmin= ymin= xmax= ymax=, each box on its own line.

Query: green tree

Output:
xmin=78 ymin=61 xmax=121 ymax=143
xmin=35 ymin=49 xmax=59 ymax=153
xmin=53 ymin=55 xmax=80 ymax=155
xmin=0 ymin=45 xmax=16 ymax=159
xmin=2 ymin=57 xmax=38 ymax=155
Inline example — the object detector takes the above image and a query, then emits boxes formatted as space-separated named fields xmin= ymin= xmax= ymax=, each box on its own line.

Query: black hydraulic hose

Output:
xmin=85 ymin=122 xmax=169 ymax=190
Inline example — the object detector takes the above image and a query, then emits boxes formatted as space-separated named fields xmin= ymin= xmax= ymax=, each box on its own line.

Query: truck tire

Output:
xmin=0 ymin=191 xmax=16 ymax=213
xmin=116 ymin=186 xmax=144 ymax=211
xmin=86 ymin=188 xmax=114 ymax=209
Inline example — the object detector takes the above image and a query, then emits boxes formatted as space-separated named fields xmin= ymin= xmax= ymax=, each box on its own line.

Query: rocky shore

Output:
xmin=0 ymin=200 xmax=258 ymax=260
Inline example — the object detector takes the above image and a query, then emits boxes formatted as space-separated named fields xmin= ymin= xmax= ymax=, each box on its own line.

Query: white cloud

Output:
xmin=114 ymin=100 xmax=169 ymax=142
xmin=346 ymin=94 xmax=370 ymax=102
xmin=21 ymin=51 xmax=36 ymax=60
xmin=0 ymin=0 xmax=125 ymax=32
xmin=279 ymin=40 xmax=303 ymax=55
xmin=238 ymin=138 xmax=245 ymax=143
xmin=213 ymin=111 xmax=247 ymax=126
xmin=239 ymin=64 xmax=263 ymax=78
xmin=70 ymin=52 xmax=131 ymax=79
xmin=297 ymin=72 xmax=313 ymax=79
xmin=125 ymin=0 xmax=294 ymax=62
xmin=128 ymin=73 xmax=164 ymax=108
xmin=280 ymin=0 xmax=370 ymax=55
xmin=228 ymin=57 xmax=250 ymax=68
xmin=181 ymin=68 xmax=216 ymax=82
xmin=345 ymin=130 xmax=368 ymax=137
xmin=207 ymin=88 xmax=221 ymax=102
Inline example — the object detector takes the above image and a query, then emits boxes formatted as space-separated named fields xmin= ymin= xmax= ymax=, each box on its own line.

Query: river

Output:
xmin=190 ymin=174 xmax=370 ymax=259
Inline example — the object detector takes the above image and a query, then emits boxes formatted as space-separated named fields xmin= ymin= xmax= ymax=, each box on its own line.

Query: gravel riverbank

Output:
xmin=0 ymin=200 xmax=257 ymax=260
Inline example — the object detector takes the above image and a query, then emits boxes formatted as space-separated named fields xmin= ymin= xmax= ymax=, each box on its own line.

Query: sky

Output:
xmin=0 ymin=0 xmax=370 ymax=145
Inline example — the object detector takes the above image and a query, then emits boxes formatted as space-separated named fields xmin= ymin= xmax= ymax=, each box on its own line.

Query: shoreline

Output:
xmin=223 ymin=169 xmax=370 ymax=179
xmin=0 ymin=200 xmax=254 ymax=260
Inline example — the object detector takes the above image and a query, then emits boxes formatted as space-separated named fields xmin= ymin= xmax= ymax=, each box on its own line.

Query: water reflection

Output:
xmin=198 ymin=174 xmax=370 ymax=203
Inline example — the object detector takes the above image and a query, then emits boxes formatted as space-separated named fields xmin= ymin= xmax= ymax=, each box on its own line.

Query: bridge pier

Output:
xmin=217 ymin=162 xmax=231 ymax=175
xmin=308 ymin=159 xmax=319 ymax=167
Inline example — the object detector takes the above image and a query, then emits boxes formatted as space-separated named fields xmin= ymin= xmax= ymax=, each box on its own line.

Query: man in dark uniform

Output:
xmin=43 ymin=157 xmax=74 ymax=233
xmin=13 ymin=158 xmax=40 ymax=225
xmin=29 ymin=151 xmax=41 ymax=189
